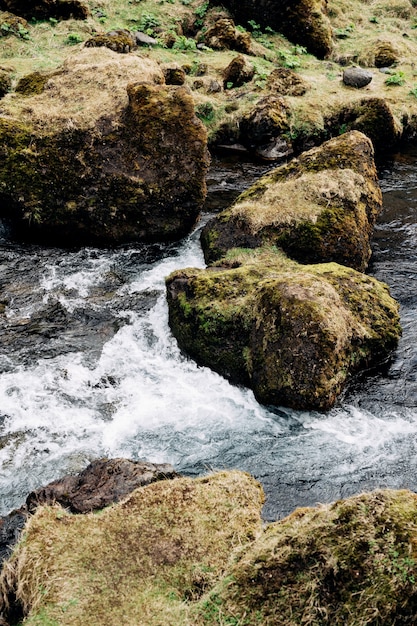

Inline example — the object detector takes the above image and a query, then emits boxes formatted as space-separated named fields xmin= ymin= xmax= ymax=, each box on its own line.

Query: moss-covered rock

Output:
xmin=0 ymin=49 xmax=209 ymax=246
xmin=0 ymin=471 xmax=264 ymax=625
xmin=197 ymin=489 xmax=417 ymax=625
xmin=328 ymin=98 xmax=402 ymax=155
xmin=222 ymin=54 xmax=254 ymax=89
xmin=0 ymin=69 xmax=11 ymax=98
xmin=213 ymin=0 xmax=333 ymax=58
xmin=266 ymin=67 xmax=310 ymax=96
xmin=201 ymin=131 xmax=381 ymax=271
xmin=2 ymin=0 xmax=89 ymax=20
xmin=166 ymin=247 xmax=400 ymax=410
xmin=15 ymin=70 xmax=50 ymax=95
xmin=0 ymin=10 xmax=28 ymax=37
xmin=239 ymin=95 xmax=293 ymax=160
xmin=84 ymin=29 xmax=136 ymax=53
xmin=203 ymin=17 xmax=252 ymax=53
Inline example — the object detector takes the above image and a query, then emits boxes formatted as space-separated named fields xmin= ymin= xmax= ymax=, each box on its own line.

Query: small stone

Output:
xmin=343 ymin=67 xmax=373 ymax=88
xmin=134 ymin=31 xmax=158 ymax=46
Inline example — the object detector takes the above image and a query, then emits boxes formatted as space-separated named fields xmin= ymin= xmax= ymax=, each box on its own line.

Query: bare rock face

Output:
xmin=212 ymin=0 xmax=333 ymax=58
xmin=201 ymin=132 xmax=382 ymax=271
xmin=0 ymin=0 xmax=89 ymax=19
xmin=26 ymin=458 xmax=180 ymax=513
xmin=166 ymin=248 xmax=400 ymax=410
xmin=0 ymin=49 xmax=209 ymax=246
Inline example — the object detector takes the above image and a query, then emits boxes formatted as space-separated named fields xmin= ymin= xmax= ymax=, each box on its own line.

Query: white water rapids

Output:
xmin=1 ymin=154 xmax=417 ymax=520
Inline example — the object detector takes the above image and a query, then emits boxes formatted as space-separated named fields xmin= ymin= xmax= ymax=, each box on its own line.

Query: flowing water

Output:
xmin=0 ymin=152 xmax=417 ymax=521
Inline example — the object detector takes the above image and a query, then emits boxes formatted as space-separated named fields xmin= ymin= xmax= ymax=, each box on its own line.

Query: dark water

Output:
xmin=0 ymin=152 xmax=416 ymax=521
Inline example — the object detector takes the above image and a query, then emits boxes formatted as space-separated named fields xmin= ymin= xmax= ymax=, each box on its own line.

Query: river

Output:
xmin=0 ymin=150 xmax=416 ymax=521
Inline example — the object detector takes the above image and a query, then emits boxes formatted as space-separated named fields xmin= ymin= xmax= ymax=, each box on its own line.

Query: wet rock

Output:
xmin=223 ymin=54 xmax=254 ymax=89
xmin=0 ymin=508 xmax=26 ymax=565
xmin=266 ymin=67 xmax=309 ymax=96
xmin=1 ymin=0 xmax=89 ymax=20
xmin=201 ymin=132 xmax=382 ymax=271
xmin=166 ymin=247 xmax=400 ymax=410
xmin=0 ymin=49 xmax=209 ymax=246
xmin=215 ymin=0 xmax=333 ymax=59
xmin=163 ymin=64 xmax=186 ymax=85
xmin=239 ymin=95 xmax=293 ymax=160
xmin=328 ymin=97 xmax=402 ymax=154
xmin=343 ymin=66 xmax=373 ymax=88
xmin=26 ymin=458 xmax=180 ymax=513
xmin=84 ymin=29 xmax=136 ymax=53
xmin=204 ymin=18 xmax=251 ymax=53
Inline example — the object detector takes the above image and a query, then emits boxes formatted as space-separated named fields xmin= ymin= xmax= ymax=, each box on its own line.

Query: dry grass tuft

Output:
xmin=0 ymin=48 xmax=163 ymax=132
xmin=0 ymin=471 xmax=264 ymax=626
xmin=230 ymin=169 xmax=366 ymax=234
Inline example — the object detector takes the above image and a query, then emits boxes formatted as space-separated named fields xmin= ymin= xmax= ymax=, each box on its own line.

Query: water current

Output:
xmin=0 ymin=150 xmax=417 ymax=521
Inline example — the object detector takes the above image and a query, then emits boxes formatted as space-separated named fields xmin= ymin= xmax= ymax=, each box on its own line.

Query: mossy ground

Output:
xmin=2 ymin=0 xmax=417 ymax=149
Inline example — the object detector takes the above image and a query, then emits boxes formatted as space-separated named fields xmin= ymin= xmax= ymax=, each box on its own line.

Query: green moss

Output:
xmin=15 ymin=71 xmax=49 ymax=95
xmin=167 ymin=247 xmax=400 ymax=410
xmin=195 ymin=489 xmax=417 ymax=625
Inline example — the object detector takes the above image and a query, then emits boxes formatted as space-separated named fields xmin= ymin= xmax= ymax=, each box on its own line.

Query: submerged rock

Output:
xmin=201 ymin=131 xmax=382 ymax=271
xmin=166 ymin=247 xmax=400 ymax=410
xmin=0 ymin=49 xmax=209 ymax=246
xmin=0 ymin=471 xmax=264 ymax=625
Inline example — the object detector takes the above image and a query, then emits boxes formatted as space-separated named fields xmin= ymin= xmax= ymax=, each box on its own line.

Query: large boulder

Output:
xmin=197 ymin=489 xmax=417 ymax=625
xmin=0 ymin=459 xmax=179 ymax=568
xmin=327 ymin=98 xmax=402 ymax=155
xmin=0 ymin=471 xmax=264 ymax=625
xmin=0 ymin=0 xmax=89 ymax=19
xmin=201 ymin=131 xmax=382 ymax=271
xmin=212 ymin=0 xmax=333 ymax=58
xmin=166 ymin=248 xmax=400 ymax=410
xmin=0 ymin=49 xmax=209 ymax=246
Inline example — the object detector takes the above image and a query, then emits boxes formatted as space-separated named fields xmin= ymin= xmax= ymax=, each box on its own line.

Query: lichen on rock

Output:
xmin=201 ymin=131 xmax=382 ymax=271
xmin=166 ymin=247 xmax=400 ymax=410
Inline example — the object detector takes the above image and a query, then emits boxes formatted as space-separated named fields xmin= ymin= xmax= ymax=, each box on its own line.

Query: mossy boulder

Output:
xmin=222 ymin=54 xmax=254 ymax=89
xmin=203 ymin=17 xmax=252 ymax=53
xmin=373 ymin=40 xmax=400 ymax=67
xmin=266 ymin=67 xmax=310 ymax=96
xmin=0 ymin=10 xmax=28 ymax=37
xmin=328 ymin=98 xmax=402 ymax=155
xmin=1 ymin=0 xmax=89 ymax=20
xmin=0 ymin=49 xmax=209 ymax=246
xmin=213 ymin=0 xmax=333 ymax=58
xmin=197 ymin=489 xmax=417 ymax=626
xmin=0 ymin=471 xmax=264 ymax=625
xmin=0 ymin=69 xmax=11 ymax=98
xmin=15 ymin=70 xmax=50 ymax=95
xmin=166 ymin=247 xmax=400 ymax=410
xmin=84 ymin=29 xmax=136 ymax=53
xmin=201 ymin=131 xmax=381 ymax=271
xmin=239 ymin=95 xmax=293 ymax=160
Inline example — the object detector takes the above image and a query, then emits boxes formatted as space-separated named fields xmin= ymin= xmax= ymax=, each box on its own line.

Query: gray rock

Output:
xmin=134 ymin=31 xmax=158 ymax=46
xmin=343 ymin=67 xmax=373 ymax=88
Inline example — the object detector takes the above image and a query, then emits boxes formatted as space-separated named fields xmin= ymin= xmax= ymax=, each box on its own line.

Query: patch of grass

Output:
xmin=385 ymin=70 xmax=406 ymax=85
